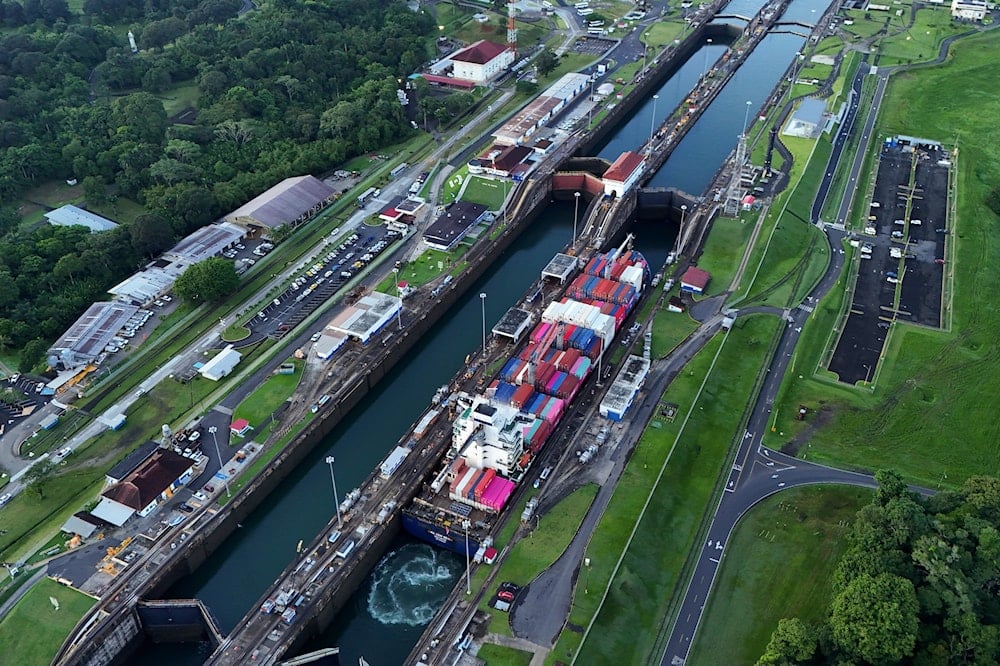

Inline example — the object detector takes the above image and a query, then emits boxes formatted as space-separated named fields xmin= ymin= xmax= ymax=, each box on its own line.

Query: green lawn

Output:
xmin=20 ymin=181 xmax=83 ymax=208
xmin=688 ymin=486 xmax=871 ymax=665
xmin=735 ymin=135 xmax=831 ymax=309
xmin=696 ymin=214 xmax=757 ymax=297
xmin=875 ymin=6 xmax=965 ymax=66
xmin=649 ymin=308 xmax=699 ymax=358
xmin=477 ymin=484 xmax=599 ymax=636
xmin=460 ymin=175 xmax=510 ymax=210
xmin=232 ymin=358 xmax=303 ymax=426
xmin=477 ymin=643 xmax=534 ymax=666
xmin=87 ymin=196 xmax=149 ymax=225
xmin=0 ymin=577 xmax=96 ymax=664
xmin=642 ymin=21 xmax=687 ymax=48
xmin=158 ymin=80 xmax=200 ymax=116
xmin=765 ymin=30 xmax=1000 ymax=488
xmin=551 ymin=314 xmax=782 ymax=664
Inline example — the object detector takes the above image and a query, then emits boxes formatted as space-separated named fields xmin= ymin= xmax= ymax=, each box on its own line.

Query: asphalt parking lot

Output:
xmin=573 ymin=36 xmax=618 ymax=55
xmin=243 ymin=225 xmax=401 ymax=344
xmin=828 ymin=139 xmax=950 ymax=384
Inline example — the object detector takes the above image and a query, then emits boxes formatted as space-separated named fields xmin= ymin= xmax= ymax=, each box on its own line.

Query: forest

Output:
xmin=0 ymin=0 xmax=437 ymax=368
xmin=757 ymin=472 xmax=1000 ymax=665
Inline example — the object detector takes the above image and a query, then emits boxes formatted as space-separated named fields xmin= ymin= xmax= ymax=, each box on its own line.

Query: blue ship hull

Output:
xmin=401 ymin=513 xmax=483 ymax=557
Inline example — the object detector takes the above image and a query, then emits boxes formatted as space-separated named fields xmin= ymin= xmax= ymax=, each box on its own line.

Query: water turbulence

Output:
xmin=366 ymin=543 xmax=463 ymax=626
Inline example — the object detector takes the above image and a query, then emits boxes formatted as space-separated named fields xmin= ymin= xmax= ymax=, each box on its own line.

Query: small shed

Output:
xmin=230 ymin=418 xmax=252 ymax=437
xmin=680 ymin=267 xmax=711 ymax=294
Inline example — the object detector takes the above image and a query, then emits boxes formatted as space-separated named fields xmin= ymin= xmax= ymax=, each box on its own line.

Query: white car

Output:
xmin=0 ymin=493 xmax=11 ymax=506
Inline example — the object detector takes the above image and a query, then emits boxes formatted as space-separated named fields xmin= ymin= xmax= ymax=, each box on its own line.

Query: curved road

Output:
xmin=660 ymin=51 xmax=888 ymax=666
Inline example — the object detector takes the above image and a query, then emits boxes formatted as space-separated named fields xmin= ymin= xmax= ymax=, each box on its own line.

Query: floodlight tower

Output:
xmin=507 ymin=0 xmax=518 ymax=55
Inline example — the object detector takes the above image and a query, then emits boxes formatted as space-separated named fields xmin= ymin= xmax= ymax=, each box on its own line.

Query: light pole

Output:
xmin=325 ymin=455 xmax=343 ymax=528
xmin=479 ymin=293 xmax=487 ymax=351
xmin=702 ymin=38 xmax=713 ymax=81
xmin=648 ymin=94 xmax=659 ymax=156
xmin=393 ymin=268 xmax=402 ymax=330
xmin=573 ymin=191 xmax=581 ymax=245
xmin=743 ymin=99 xmax=753 ymax=137
xmin=208 ymin=426 xmax=230 ymax=498
xmin=463 ymin=519 xmax=472 ymax=594
xmin=676 ymin=204 xmax=688 ymax=257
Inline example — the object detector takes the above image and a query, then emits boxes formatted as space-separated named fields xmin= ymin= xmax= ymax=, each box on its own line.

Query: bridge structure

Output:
xmin=558 ymin=0 xmax=796 ymax=257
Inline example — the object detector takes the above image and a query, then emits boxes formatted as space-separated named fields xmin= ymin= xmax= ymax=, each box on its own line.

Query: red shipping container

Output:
xmin=475 ymin=468 xmax=496 ymax=500
xmin=528 ymin=420 xmax=553 ymax=453
xmin=512 ymin=383 xmax=534 ymax=408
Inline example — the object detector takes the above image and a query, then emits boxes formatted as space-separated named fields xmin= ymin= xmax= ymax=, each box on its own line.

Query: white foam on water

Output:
xmin=366 ymin=543 xmax=463 ymax=626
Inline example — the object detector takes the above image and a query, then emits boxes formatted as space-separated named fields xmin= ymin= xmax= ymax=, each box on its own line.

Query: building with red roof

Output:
xmin=91 ymin=447 xmax=195 ymax=526
xmin=602 ymin=151 xmax=646 ymax=197
xmin=680 ymin=267 xmax=711 ymax=294
xmin=451 ymin=40 xmax=514 ymax=83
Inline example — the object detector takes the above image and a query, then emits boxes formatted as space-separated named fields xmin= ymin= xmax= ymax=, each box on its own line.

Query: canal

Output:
xmin=141 ymin=0 xmax=832 ymax=661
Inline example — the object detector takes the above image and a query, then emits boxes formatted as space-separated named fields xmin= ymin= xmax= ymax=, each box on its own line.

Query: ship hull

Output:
xmin=401 ymin=513 xmax=483 ymax=557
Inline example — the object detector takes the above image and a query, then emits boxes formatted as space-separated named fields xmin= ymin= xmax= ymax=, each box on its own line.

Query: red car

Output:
xmin=498 ymin=590 xmax=515 ymax=602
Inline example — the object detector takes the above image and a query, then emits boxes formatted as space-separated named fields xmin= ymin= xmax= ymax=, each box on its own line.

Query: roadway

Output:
xmin=660 ymin=45 xmax=891 ymax=666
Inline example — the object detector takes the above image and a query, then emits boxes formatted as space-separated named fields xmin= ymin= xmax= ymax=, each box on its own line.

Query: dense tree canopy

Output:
xmin=0 ymin=0 xmax=438 ymax=362
xmin=757 ymin=471 xmax=1000 ymax=665
xmin=174 ymin=257 xmax=238 ymax=304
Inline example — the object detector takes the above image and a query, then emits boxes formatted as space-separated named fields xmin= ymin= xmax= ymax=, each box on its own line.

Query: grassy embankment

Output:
xmin=474 ymin=484 xmax=599 ymax=639
xmin=688 ymin=486 xmax=871 ymax=664
xmin=548 ymin=313 xmax=782 ymax=664
xmin=477 ymin=644 xmax=534 ymax=666
xmin=766 ymin=29 xmax=1000 ymax=488
xmin=732 ymin=133 xmax=831 ymax=310
xmin=0 ymin=578 xmax=96 ymax=665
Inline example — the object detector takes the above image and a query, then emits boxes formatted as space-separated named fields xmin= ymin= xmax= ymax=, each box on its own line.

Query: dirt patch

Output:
xmin=779 ymin=403 xmax=836 ymax=455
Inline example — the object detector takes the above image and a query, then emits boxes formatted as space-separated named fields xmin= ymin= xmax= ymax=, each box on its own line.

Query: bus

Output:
xmin=578 ymin=8 xmax=594 ymax=15
xmin=389 ymin=163 xmax=408 ymax=179
xmin=589 ymin=19 xmax=605 ymax=27
xmin=588 ymin=27 xmax=604 ymax=34
xmin=357 ymin=187 xmax=378 ymax=207
xmin=574 ymin=1 xmax=589 ymax=8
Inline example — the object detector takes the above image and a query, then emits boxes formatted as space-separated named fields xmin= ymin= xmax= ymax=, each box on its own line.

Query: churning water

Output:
xmin=365 ymin=544 xmax=464 ymax=627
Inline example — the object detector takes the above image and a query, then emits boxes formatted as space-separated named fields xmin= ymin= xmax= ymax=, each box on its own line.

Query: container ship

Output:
xmin=402 ymin=236 xmax=649 ymax=556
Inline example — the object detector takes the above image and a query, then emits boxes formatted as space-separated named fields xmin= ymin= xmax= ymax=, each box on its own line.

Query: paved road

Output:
xmin=510 ymin=315 xmax=724 ymax=645
xmin=659 ymin=49 xmax=889 ymax=666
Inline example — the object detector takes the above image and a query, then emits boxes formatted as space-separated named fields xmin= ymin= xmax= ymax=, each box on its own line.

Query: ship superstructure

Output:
xmin=402 ymin=236 xmax=649 ymax=555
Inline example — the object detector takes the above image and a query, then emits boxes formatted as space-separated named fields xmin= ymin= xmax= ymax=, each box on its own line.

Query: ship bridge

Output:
xmin=541 ymin=253 xmax=578 ymax=283
xmin=493 ymin=307 xmax=533 ymax=343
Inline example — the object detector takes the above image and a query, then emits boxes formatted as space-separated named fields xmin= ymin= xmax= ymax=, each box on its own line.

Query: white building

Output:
xmin=450 ymin=41 xmax=514 ymax=83
xmin=199 ymin=345 xmax=242 ymax=381
xmin=950 ymin=0 xmax=988 ymax=19
xmin=602 ymin=151 xmax=646 ymax=197
xmin=45 ymin=205 xmax=117 ymax=232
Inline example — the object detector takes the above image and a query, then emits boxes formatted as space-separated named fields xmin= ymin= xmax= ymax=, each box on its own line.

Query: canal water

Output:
xmin=141 ymin=0 xmax=832 ymax=661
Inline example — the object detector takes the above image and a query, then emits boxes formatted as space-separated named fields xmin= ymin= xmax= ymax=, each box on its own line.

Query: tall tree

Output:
xmin=174 ymin=257 xmax=238 ymax=304
xmin=830 ymin=573 xmax=920 ymax=663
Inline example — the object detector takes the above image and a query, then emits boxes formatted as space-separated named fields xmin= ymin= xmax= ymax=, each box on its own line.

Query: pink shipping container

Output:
xmin=531 ymin=322 xmax=551 ymax=343
xmin=541 ymin=397 xmax=564 ymax=424
xmin=482 ymin=478 xmax=516 ymax=512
